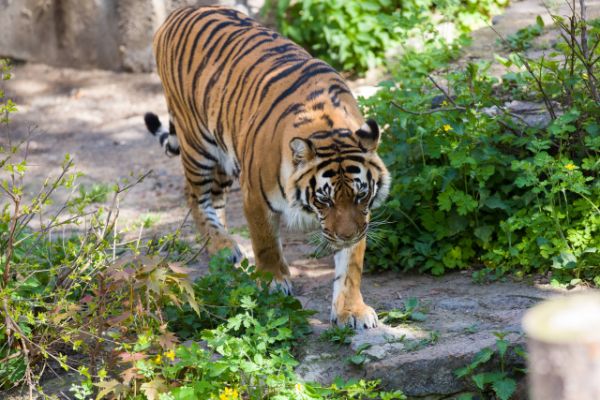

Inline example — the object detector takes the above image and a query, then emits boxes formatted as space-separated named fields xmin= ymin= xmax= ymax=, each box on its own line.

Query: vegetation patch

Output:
xmin=1 ymin=58 xmax=405 ymax=396
xmin=264 ymin=0 xmax=507 ymax=73
xmin=362 ymin=7 xmax=600 ymax=287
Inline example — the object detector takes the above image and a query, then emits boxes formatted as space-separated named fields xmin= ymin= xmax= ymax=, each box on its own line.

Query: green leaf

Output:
xmin=474 ymin=225 xmax=494 ymax=243
xmin=496 ymin=338 xmax=508 ymax=359
xmin=492 ymin=378 xmax=517 ymax=400
xmin=471 ymin=348 xmax=494 ymax=367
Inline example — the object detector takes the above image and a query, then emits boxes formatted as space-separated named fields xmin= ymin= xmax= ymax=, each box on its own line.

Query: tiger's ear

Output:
xmin=290 ymin=137 xmax=315 ymax=167
xmin=355 ymin=119 xmax=380 ymax=152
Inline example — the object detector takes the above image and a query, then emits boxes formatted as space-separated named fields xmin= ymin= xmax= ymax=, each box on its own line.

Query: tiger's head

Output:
xmin=286 ymin=120 xmax=390 ymax=250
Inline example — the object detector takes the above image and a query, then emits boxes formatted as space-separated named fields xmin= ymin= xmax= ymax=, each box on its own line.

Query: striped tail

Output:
xmin=144 ymin=112 xmax=180 ymax=156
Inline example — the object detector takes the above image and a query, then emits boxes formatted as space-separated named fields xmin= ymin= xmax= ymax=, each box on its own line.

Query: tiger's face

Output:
xmin=287 ymin=120 xmax=390 ymax=250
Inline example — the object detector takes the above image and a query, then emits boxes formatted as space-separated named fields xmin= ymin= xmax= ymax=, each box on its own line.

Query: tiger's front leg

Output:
xmin=243 ymin=190 xmax=292 ymax=295
xmin=331 ymin=238 xmax=378 ymax=329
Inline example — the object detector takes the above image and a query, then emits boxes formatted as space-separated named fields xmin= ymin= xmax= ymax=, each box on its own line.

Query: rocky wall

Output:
xmin=0 ymin=0 xmax=265 ymax=72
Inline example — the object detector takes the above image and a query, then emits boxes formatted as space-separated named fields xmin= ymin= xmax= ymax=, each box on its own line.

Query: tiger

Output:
xmin=144 ymin=6 xmax=390 ymax=329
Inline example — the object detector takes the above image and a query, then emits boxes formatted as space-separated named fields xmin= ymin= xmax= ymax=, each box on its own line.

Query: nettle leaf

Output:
xmin=492 ymin=378 xmax=517 ymax=400
xmin=495 ymin=339 xmax=508 ymax=359
xmin=471 ymin=348 xmax=494 ymax=368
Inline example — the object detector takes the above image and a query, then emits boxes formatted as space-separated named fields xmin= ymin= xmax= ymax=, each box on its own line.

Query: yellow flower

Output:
xmin=442 ymin=124 xmax=453 ymax=132
xmin=165 ymin=349 xmax=176 ymax=361
xmin=565 ymin=162 xmax=576 ymax=171
xmin=295 ymin=383 xmax=303 ymax=393
xmin=219 ymin=387 xmax=239 ymax=400
xmin=153 ymin=354 xmax=162 ymax=364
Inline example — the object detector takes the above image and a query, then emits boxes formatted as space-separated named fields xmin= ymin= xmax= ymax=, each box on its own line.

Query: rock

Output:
xmin=481 ymin=100 xmax=559 ymax=129
xmin=0 ymin=0 xmax=268 ymax=72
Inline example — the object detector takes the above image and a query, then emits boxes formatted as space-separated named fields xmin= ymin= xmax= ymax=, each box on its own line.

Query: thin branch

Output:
xmin=390 ymin=101 xmax=465 ymax=115
xmin=487 ymin=22 xmax=558 ymax=119
xmin=428 ymin=75 xmax=458 ymax=106
xmin=2 ymin=195 xmax=20 ymax=287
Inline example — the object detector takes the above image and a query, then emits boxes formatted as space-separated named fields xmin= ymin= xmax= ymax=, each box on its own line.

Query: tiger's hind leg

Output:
xmin=185 ymin=177 xmax=243 ymax=264
xmin=210 ymin=166 xmax=233 ymax=229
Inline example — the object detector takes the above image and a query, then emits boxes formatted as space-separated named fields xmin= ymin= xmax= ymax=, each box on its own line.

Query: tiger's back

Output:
xmin=147 ymin=6 xmax=390 ymax=330
xmin=153 ymin=6 xmax=362 ymax=186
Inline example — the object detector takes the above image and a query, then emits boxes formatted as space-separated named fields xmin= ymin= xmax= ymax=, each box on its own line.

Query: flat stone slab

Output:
xmin=292 ymin=268 xmax=583 ymax=398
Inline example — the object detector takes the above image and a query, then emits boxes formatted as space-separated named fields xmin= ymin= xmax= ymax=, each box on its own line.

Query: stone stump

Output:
xmin=523 ymin=292 xmax=600 ymax=400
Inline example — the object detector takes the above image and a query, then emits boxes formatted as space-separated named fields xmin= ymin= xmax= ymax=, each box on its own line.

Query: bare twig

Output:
xmin=2 ymin=194 xmax=20 ymax=287
xmin=579 ymin=0 xmax=600 ymax=103
xmin=487 ymin=22 xmax=558 ymax=119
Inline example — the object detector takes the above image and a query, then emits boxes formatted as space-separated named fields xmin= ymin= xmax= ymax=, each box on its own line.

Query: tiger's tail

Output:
xmin=144 ymin=112 xmax=180 ymax=156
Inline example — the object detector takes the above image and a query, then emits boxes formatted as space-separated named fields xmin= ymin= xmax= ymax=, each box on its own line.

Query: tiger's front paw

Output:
xmin=269 ymin=276 xmax=293 ymax=296
xmin=330 ymin=303 xmax=378 ymax=330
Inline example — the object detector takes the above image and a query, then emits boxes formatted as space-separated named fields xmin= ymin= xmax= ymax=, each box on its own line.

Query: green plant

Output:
xmin=378 ymin=297 xmax=427 ymax=325
xmin=0 ymin=61 xmax=203 ymax=393
xmin=320 ymin=325 xmax=356 ymax=345
xmin=504 ymin=15 xmax=545 ymax=51
xmin=264 ymin=0 xmax=507 ymax=74
xmin=229 ymin=225 xmax=250 ymax=239
xmin=347 ymin=343 xmax=371 ymax=366
xmin=361 ymin=5 xmax=600 ymax=286
xmin=455 ymin=333 xmax=525 ymax=400
xmin=110 ymin=255 xmax=406 ymax=399
xmin=75 ymin=183 xmax=111 ymax=205
xmin=0 ymin=59 xmax=17 ymax=124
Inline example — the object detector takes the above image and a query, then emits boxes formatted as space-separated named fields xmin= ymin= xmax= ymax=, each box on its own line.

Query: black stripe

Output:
xmin=277 ymin=172 xmax=287 ymax=200
xmin=307 ymin=88 xmax=325 ymax=101
xmin=245 ymin=62 xmax=337 ymax=168
xmin=293 ymin=117 xmax=313 ymax=128
xmin=259 ymin=173 xmax=278 ymax=213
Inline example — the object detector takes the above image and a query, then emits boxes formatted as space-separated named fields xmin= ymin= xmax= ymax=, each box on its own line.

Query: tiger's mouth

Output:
xmin=324 ymin=226 xmax=368 ymax=250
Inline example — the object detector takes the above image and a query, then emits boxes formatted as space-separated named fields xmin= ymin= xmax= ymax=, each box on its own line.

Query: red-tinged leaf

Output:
xmin=95 ymin=379 xmax=127 ymax=400
xmin=80 ymin=295 xmax=94 ymax=304
xmin=158 ymin=330 xmax=179 ymax=350
xmin=110 ymin=268 xmax=135 ymax=282
xmin=118 ymin=352 xmax=147 ymax=363
xmin=140 ymin=378 xmax=167 ymax=400
xmin=168 ymin=262 xmax=193 ymax=275
xmin=120 ymin=367 xmax=142 ymax=385
xmin=107 ymin=311 xmax=131 ymax=326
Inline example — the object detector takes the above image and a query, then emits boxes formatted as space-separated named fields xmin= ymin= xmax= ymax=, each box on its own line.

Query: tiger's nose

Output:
xmin=337 ymin=232 xmax=355 ymax=241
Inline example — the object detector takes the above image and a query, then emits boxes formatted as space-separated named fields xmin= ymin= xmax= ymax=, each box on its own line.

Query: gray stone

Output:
xmin=0 ymin=0 xmax=266 ymax=72
xmin=481 ymin=100 xmax=559 ymax=129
